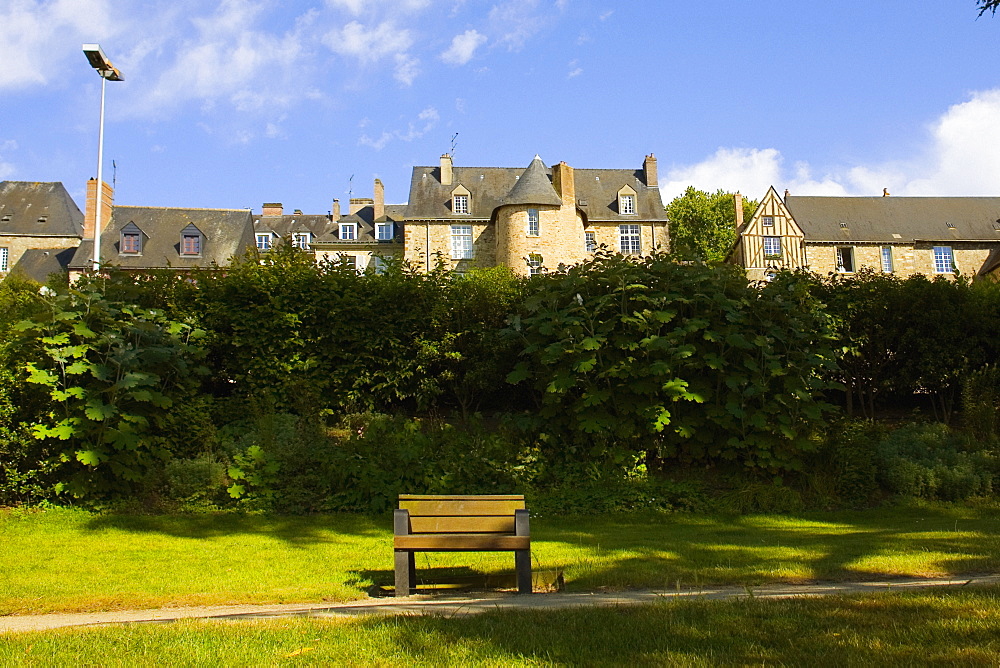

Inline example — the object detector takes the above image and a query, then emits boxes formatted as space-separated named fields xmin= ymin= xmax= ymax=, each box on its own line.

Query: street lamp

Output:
xmin=82 ymin=44 xmax=123 ymax=272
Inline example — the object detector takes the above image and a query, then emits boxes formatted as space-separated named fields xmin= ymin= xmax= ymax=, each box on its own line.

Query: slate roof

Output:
xmin=0 ymin=181 xmax=83 ymax=237
xmin=9 ymin=248 xmax=75 ymax=283
xmin=69 ymin=206 xmax=255 ymax=270
xmin=504 ymin=156 xmax=562 ymax=206
xmin=405 ymin=157 xmax=666 ymax=222
xmin=785 ymin=196 xmax=1000 ymax=243
xmin=313 ymin=204 xmax=407 ymax=245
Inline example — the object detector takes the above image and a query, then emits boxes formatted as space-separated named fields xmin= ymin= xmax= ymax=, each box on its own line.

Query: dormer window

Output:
xmin=180 ymin=224 xmax=203 ymax=256
xmin=293 ymin=232 xmax=312 ymax=249
xmin=454 ymin=194 xmax=469 ymax=214
xmin=256 ymin=233 xmax=272 ymax=250
xmin=527 ymin=209 xmax=539 ymax=236
xmin=375 ymin=222 xmax=394 ymax=241
xmin=120 ymin=222 xmax=143 ymax=255
xmin=617 ymin=185 xmax=637 ymax=215
xmin=338 ymin=223 xmax=356 ymax=241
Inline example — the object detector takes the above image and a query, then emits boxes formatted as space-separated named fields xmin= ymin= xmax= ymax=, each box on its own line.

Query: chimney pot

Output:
xmin=883 ymin=188 xmax=890 ymax=197
xmin=784 ymin=189 xmax=790 ymax=200
xmin=643 ymin=154 xmax=658 ymax=188
xmin=332 ymin=199 xmax=341 ymax=220
xmin=262 ymin=202 xmax=283 ymax=216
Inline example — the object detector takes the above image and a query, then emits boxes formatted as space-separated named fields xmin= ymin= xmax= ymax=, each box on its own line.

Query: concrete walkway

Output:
xmin=3 ymin=574 xmax=999 ymax=635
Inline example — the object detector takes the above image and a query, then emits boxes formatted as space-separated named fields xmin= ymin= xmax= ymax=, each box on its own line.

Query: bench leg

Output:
xmin=395 ymin=551 xmax=414 ymax=597
xmin=515 ymin=549 xmax=532 ymax=594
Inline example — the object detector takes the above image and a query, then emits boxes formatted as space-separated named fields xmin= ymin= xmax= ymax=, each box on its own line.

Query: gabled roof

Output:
xmin=504 ymin=156 xmax=562 ymax=206
xmin=69 ymin=206 xmax=254 ymax=270
xmin=313 ymin=204 xmax=407 ymax=244
xmin=405 ymin=158 xmax=666 ymax=222
xmin=0 ymin=181 xmax=83 ymax=237
xmin=785 ymin=196 xmax=1000 ymax=242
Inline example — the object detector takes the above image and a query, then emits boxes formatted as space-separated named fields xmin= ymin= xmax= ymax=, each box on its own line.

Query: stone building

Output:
xmin=0 ymin=181 xmax=84 ymax=281
xmin=403 ymin=154 xmax=668 ymax=276
xmin=730 ymin=186 xmax=1000 ymax=281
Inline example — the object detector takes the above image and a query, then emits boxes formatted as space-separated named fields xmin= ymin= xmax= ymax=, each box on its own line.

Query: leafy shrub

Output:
xmin=720 ymin=481 xmax=804 ymax=514
xmin=875 ymin=422 xmax=998 ymax=501
xmin=165 ymin=453 xmax=228 ymax=503
xmin=528 ymin=475 xmax=707 ymax=516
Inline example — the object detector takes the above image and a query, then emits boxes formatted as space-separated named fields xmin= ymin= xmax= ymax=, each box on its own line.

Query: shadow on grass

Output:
xmin=82 ymin=513 xmax=390 ymax=547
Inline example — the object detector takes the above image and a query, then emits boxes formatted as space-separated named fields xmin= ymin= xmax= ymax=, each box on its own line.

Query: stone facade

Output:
xmin=0 ymin=181 xmax=84 ymax=279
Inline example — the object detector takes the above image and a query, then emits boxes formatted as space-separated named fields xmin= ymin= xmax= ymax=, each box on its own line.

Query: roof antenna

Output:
xmin=450 ymin=132 xmax=459 ymax=157
xmin=112 ymin=160 xmax=117 ymax=189
xmin=348 ymin=174 xmax=354 ymax=199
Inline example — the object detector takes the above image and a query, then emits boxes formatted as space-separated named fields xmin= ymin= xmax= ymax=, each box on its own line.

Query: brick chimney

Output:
xmin=440 ymin=153 xmax=453 ymax=186
xmin=552 ymin=161 xmax=575 ymax=208
xmin=262 ymin=202 xmax=283 ymax=216
xmin=643 ymin=154 xmax=658 ymax=188
xmin=734 ymin=193 xmax=744 ymax=230
xmin=83 ymin=178 xmax=114 ymax=239
xmin=349 ymin=198 xmax=373 ymax=215
xmin=332 ymin=198 xmax=341 ymax=220
xmin=373 ymin=178 xmax=385 ymax=220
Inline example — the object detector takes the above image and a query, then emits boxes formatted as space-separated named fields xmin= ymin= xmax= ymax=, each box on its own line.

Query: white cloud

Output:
xmin=441 ymin=29 xmax=487 ymax=65
xmin=359 ymin=106 xmax=438 ymax=150
xmin=324 ymin=20 xmax=413 ymax=62
xmin=660 ymin=89 xmax=1000 ymax=202
xmin=0 ymin=0 xmax=118 ymax=89
xmin=326 ymin=0 xmax=430 ymax=14
xmin=567 ymin=59 xmax=582 ymax=78
xmin=488 ymin=0 xmax=544 ymax=50
xmin=0 ymin=139 xmax=16 ymax=179
xmin=394 ymin=53 xmax=420 ymax=85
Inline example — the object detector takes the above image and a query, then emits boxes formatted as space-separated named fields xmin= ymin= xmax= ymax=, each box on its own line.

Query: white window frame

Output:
xmin=453 ymin=194 xmax=469 ymax=215
xmin=292 ymin=232 xmax=312 ymax=249
xmin=933 ymin=246 xmax=954 ymax=274
xmin=338 ymin=223 xmax=356 ymax=241
xmin=762 ymin=215 xmax=774 ymax=227
xmin=451 ymin=224 xmax=474 ymax=259
xmin=375 ymin=222 xmax=394 ymax=241
xmin=762 ymin=236 xmax=782 ymax=258
xmin=836 ymin=246 xmax=855 ymax=273
xmin=527 ymin=253 xmax=543 ymax=276
xmin=527 ymin=209 xmax=539 ymax=236
xmin=881 ymin=246 xmax=894 ymax=273
xmin=618 ymin=224 xmax=641 ymax=255
xmin=0 ymin=247 xmax=8 ymax=272
xmin=585 ymin=231 xmax=596 ymax=253
xmin=255 ymin=233 xmax=272 ymax=250
xmin=619 ymin=194 xmax=636 ymax=215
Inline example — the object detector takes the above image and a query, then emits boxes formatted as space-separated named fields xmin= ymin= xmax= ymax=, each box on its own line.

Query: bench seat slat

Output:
xmin=400 ymin=500 xmax=525 ymax=516
xmin=399 ymin=495 xmax=525 ymax=501
xmin=395 ymin=534 xmax=530 ymax=551
xmin=409 ymin=516 xmax=515 ymax=534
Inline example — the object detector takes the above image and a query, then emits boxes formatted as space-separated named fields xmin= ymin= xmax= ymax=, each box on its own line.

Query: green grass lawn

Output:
xmin=4 ymin=588 xmax=1000 ymax=665
xmin=3 ymin=502 xmax=1000 ymax=616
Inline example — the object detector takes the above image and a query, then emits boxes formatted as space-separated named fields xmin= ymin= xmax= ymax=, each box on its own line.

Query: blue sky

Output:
xmin=2 ymin=0 xmax=998 ymax=214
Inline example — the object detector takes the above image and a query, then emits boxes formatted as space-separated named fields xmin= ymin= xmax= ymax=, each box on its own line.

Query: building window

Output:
xmin=337 ymin=254 xmax=357 ymax=271
xmin=836 ymin=246 xmax=855 ymax=273
xmin=585 ymin=231 xmax=596 ymax=253
xmin=338 ymin=223 xmax=356 ymax=241
xmin=762 ymin=215 xmax=774 ymax=227
xmin=0 ymin=247 xmax=7 ymax=272
xmin=619 ymin=224 xmax=641 ymax=255
xmin=121 ymin=232 xmax=141 ymax=254
xmin=293 ymin=232 xmax=312 ymax=249
xmin=763 ymin=236 xmax=782 ymax=258
xmin=256 ymin=233 xmax=272 ymax=250
xmin=527 ymin=253 xmax=543 ymax=276
xmin=527 ymin=209 xmax=539 ymax=236
xmin=375 ymin=222 xmax=394 ymax=241
xmin=881 ymin=247 xmax=894 ymax=273
xmin=182 ymin=234 xmax=201 ymax=255
xmin=933 ymin=246 xmax=955 ymax=274
xmin=620 ymin=194 xmax=635 ymax=215
xmin=373 ymin=255 xmax=388 ymax=274
xmin=451 ymin=224 xmax=474 ymax=259
xmin=453 ymin=194 xmax=469 ymax=215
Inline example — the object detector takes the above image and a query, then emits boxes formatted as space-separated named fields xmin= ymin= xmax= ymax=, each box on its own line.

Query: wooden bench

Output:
xmin=393 ymin=494 xmax=531 ymax=597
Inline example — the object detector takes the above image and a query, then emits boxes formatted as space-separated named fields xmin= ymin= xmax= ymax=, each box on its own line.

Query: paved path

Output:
xmin=3 ymin=574 xmax=999 ymax=635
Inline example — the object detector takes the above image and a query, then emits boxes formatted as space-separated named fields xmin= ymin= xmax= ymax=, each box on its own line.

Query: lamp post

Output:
xmin=82 ymin=44 xmax=123 ymax=272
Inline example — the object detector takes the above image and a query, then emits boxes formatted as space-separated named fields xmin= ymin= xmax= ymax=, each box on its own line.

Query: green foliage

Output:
xmin=831 ymin=420 xmax=883 ymax=506
xmin=962 ymin=365 xmax=1000 ymax=442
xmin=720 ymin=480 xmax=804 ymax=514
xmin=875 ymin=423 xmax=998 ymax=501
xmin=528 ymin=475 xmax=707 ymax=515
xmin=13 ymin=282 xmax=208 ymax=498
xmin=164 ymin=453 xmax=228 ymax=505
xmin=506 ymin=251 xmax=838 ymax=474
xmin=666 ymin=186 xmax=757 ymax=263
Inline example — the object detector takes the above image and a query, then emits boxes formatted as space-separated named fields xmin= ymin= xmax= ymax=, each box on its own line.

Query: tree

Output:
xmin=978 ymin=0 xmax=998 ymax=16
xmin=666 ymin=187 xmax=757 ymax=263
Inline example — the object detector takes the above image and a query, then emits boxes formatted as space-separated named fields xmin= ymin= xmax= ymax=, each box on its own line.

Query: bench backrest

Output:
xmin=398 ymin=494 xmax=525 ymax=534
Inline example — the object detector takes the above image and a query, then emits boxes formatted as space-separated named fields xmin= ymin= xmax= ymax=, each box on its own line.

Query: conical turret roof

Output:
xmin=504 ymin=155 xmax=562 ymax=206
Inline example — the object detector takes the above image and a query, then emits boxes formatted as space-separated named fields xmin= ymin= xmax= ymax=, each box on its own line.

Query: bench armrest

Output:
xmin=514 ymin=508 xmax=530 ymax=537
xmin=394 ymin=509 xmax=411 ymax=536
